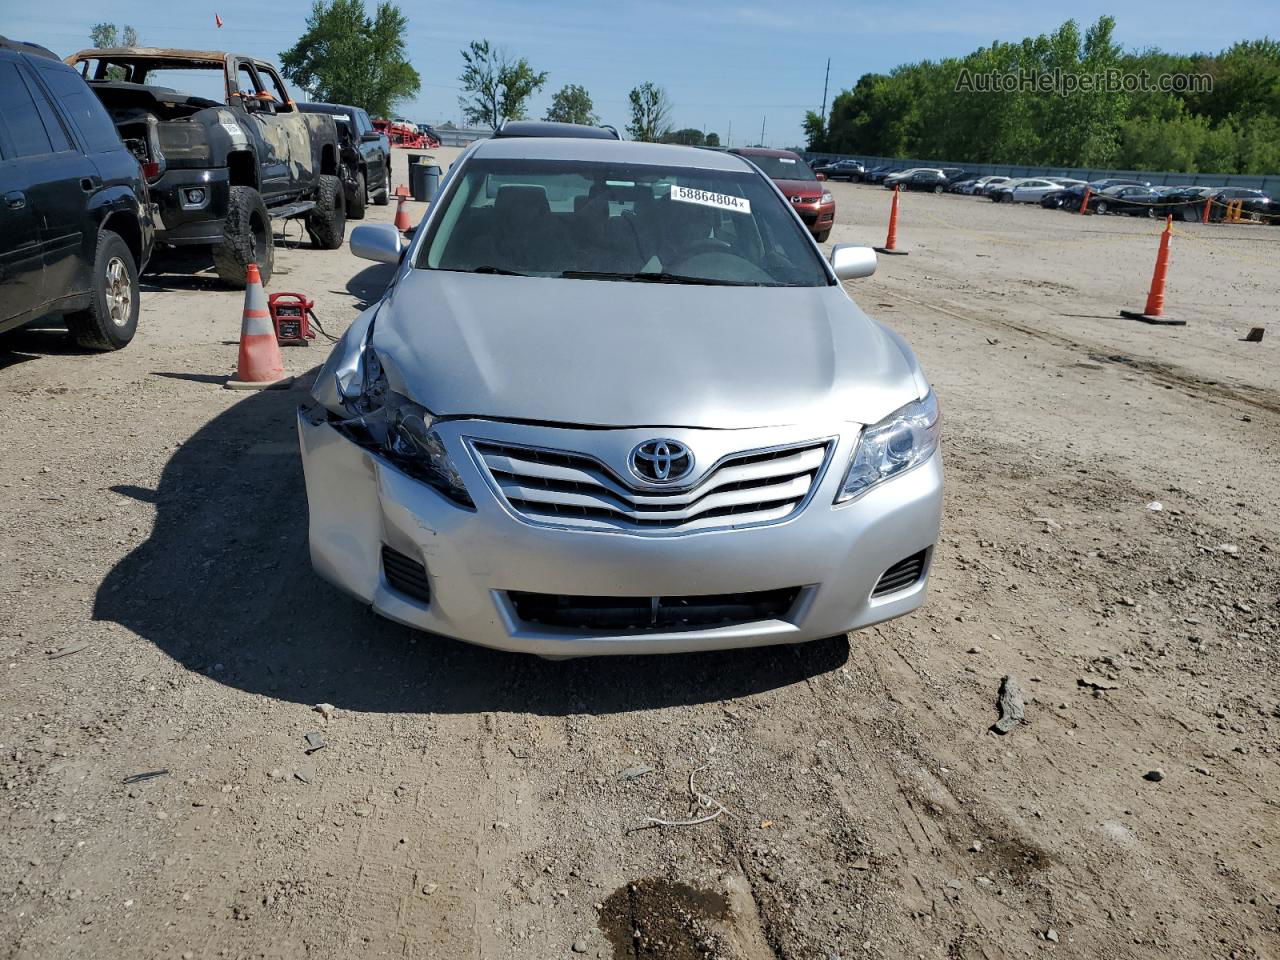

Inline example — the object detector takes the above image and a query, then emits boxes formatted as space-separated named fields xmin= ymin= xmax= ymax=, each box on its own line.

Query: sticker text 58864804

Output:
xmin=670 ymin=183 xmax=751 ymax=215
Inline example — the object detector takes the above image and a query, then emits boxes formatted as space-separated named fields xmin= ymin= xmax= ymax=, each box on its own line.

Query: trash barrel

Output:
xmin=409 ymin=159 xmax=443 ymax=202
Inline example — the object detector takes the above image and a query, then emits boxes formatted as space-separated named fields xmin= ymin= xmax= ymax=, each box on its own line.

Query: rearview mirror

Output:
xmin=829 ymin=244 xmax=876 ymax=280
xmin=350 ymin=224 xmax=403 ymax=264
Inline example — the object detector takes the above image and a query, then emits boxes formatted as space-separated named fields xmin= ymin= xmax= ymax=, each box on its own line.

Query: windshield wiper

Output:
xmin=453 ymin=265 xmax=532 ymax=277
xmin=560 ymin=270 xmax=756 ymax=286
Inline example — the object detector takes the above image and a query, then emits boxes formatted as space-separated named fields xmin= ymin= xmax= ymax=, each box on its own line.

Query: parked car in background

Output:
xmin=1040 ymin=184 xmax=1084 ymax=209
xmin=814 ymin=158 xmax=865 ymax=181
xmin=891 ymin=169 xmax=950 ymax=193
xmin=884 ymin=167 xmax=941 ymax=189
xmin=730 ymin=147 xmax=835 ymax=242
xmin=1211 ymin=187 xmax=1273 ymax=221
xmin=1088 ymin=177 xmax=1151 ymax=191
xmin=969 ymin=176 xmax=1010 ymax=196
xmin=313 ymin=130 xmax=942 ymax=656
xmin=1087 ymin=184 xmax=1163 ymax=216
xmin=944 ymin=171 xmax=979 ymax=192
xmin=299 ymin=102 xmax=390 ymax=219
xmin=865 ymin=165 xmax=902 ymax=185
xmin=0 ymin=36 xmax=153 ymax=350
xmin=67 ymin=46 xmax=346 ymax=287
xmin=1000 ymin=177 xmax=1083 ymax=203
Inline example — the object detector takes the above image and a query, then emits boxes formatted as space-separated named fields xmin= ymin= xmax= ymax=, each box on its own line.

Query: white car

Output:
xmin=967 ymin=175 xmax=1009 ymax=196
xmin=1003 ymin=178 xmax=1064 ymax=203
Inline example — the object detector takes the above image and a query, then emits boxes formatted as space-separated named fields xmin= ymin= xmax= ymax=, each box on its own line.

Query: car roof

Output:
xmin=729 ymin=147 xmax=802 ymax=159
xmin=472 ymin=136 xmax=754 ymax=172
xmin=67 ymin=46 xmax=229 ymax=64
xmin=494 ymin=120 xmax=620 ymax=140
xmin=299 ymin=102 xmax=357 ymax=115
xmin=0 ymin=35 xmax=61 ymax=60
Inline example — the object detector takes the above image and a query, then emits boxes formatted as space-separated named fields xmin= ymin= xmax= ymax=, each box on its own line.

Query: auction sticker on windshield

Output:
xmin=670 ymin=184 xmax=751 ymax=215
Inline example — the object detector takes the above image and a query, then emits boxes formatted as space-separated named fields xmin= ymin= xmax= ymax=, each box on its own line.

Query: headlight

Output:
xmin=821 ymin=192 xmax=833 ymax=204
xmin=336 ymin=346 xmax=473 ymax=508
xmin=836 ymin=391 xmax=940 ymax=503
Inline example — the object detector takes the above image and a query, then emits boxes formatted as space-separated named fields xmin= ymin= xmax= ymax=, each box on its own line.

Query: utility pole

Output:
xmin=727 ymin=120 xmax=732 ymax=146
xmin=820 ymin=57 xmax=830 ymax=130
xmin=759 ymin=115 xmax=766 ymax=147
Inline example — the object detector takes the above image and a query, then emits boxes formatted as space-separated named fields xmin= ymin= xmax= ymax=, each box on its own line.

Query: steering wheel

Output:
xmin=668 ymin=238 xmax=732 ymax=268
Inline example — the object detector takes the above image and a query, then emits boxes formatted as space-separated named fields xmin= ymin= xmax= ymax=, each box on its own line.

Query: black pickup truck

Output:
xmin=298 ymin=102 xmax=390 ymax=219
xmin=66 ymin=47 xmax=346 ymax=286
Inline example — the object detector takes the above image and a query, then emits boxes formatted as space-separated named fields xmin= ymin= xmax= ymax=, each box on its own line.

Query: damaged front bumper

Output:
xmin=297 ymin=403 xmax=943 ymax=657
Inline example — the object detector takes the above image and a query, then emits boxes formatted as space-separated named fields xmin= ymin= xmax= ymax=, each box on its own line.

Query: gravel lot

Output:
xmin=2 ymin=149 xmax=1278 ymax=960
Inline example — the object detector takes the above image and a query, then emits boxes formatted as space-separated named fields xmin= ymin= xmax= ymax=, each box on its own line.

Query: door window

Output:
xmin=0 ymin=61 xmax=63 ymax=157
xmin=257 ymin=66 xmax=294 ymax=112
xmin=34 ymin=62 xmax=122 ymax=154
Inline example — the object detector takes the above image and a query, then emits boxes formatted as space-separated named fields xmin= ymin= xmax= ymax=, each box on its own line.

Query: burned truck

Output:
xmin=65 ymin=47 xmax=347 ymax=286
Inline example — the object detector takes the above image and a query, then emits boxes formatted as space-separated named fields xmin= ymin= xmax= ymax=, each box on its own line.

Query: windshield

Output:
xmin=418 ymin=157 xmax=830 ymax=287
xmin=740 ymin=154 xmax=816 ymax=182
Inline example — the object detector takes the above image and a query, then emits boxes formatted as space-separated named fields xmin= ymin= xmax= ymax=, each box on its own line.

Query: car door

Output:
xmin=232 ymin=60 xmax=290 ymax=199
xmin=28 ymin=58 xmax=123 ymax=297
xmin=256 ymin=63 xmax=313 ymax=199
xmin=1013 ymin=179 xmax=1042 ymax=202
xmin=0 ymin=58 xmax=91 ymax=324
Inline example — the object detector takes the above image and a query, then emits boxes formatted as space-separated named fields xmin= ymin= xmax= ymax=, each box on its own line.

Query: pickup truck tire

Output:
xmin=348 ymin=170 xmax=367 ymax=220
xmin=307 ymin=174 xmax=347 ymax=250
xmin=372 ymin=161 xmax=390 ymax=206
xmin=65 ymin=231 xmax=139 ymax=351
xmin=213 ymin=186 xmax=274 ymax=288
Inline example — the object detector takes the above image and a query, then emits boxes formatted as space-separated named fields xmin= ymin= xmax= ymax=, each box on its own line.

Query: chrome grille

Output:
xmin=471 ymin=438 xmax=832 ymax=534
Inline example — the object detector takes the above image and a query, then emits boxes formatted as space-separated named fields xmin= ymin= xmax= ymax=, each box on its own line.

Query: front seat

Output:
xmin=492 ymin=185 xmax=563 ymax=273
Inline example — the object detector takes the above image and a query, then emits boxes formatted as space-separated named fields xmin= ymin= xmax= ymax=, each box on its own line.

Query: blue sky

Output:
xmin=4 ymin=1 xmax=1275 ymax=144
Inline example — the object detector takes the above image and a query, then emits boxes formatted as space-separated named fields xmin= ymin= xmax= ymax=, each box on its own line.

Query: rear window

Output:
xmin=739 ymin=153 xmax=816 ymax=181
xmin=34 ymin=61 xmax=123 ymax=153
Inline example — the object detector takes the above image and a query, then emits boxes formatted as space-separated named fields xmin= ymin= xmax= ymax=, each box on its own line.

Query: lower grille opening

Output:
xmin=507 ymin=587 xmax=801 ymax=633
xmin=382 ymin=545 xmax=431 ymax=605
xmin=872 ymin=549 xmax=928 ymax=598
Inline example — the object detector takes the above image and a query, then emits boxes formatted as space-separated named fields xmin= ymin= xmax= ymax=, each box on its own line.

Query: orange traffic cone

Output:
xmin=393 ymin=190 xmax=413 ymax=233
xmin=874 ymin=185 xmax=908 ymax=255
xmin=1120 ymin=216 xmax=1185 ymax=326
xmin=225 ymin=264 xmax=292 ymax=389
xmin=1201 ymin=194 xmax=1212 ymax=224
xmin=1079 ymin=186 xmax=1092 ymax=214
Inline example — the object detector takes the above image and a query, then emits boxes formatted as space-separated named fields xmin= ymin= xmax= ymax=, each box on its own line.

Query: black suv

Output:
xmin=298 ymin=102 xmax=391 ymax=218
xmin=0 ymin=37 xmax=153 ymax=350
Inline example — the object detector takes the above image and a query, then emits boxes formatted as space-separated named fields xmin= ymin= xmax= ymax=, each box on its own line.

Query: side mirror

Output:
xmin=350 ymin=224 xmax=404 ymax=264
xmin=361 ymin=131 xmax=382 ymax=142
xmin=815 ymin=172 xmax=827 ymax=181
xmin=829 ymin=244 xmax=876 ymax=281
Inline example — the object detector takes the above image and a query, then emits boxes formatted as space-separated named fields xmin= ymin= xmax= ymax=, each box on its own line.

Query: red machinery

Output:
xmin=268 ymin=291 xmax=316 ymax=346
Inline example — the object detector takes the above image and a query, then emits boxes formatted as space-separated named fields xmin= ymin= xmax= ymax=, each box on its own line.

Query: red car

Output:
xmin=729 ymin=147 xmax=835 ymax=242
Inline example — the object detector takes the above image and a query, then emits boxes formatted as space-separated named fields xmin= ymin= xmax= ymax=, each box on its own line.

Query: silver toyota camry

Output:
xmin=298 ymin=131 xmax=942 ymax=656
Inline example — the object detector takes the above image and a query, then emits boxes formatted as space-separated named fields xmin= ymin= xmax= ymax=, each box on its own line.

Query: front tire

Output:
xmin=1095 ymin=200 xmax=1109 ymax=215
xmin=213 ymin=185 xmax=273 ymax=288
xmin=933 ymin=184 xmax=944 ymax=194
xmin=347 ymin=169 xmax=367 ymax=220
xmin=65 ymin=231 xmax=139 ymax=351
xmin=1181 ymin=206 xmax=1199 ymax=222
xmin=306 ymin=174 xmax=347 ymax=250
xmin=373 ymin=157 xmax=391 ymax=206
xmin=814 ymin=229 xmax=831 ymax=243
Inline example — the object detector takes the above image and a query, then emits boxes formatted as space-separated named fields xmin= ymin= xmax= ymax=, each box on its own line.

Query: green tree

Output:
xmin=705 ymin=131 xmax=720 ymax=147
xmin=458 ymin=40 xmax=548 ymax=130
xmin=802 ymin=110 xmax=826 ymax=151
xmin=662 ymin=127 xmax=705 ymax=145
xmin=627 ymin=81 xmax=672 ymax=142
xmin=280 ymin=0 xmax=420 ymax=118
xmin=544 ymin=83 xmax=598 ymax=125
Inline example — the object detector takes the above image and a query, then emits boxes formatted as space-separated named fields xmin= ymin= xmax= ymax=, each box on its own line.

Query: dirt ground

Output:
xmin=2 ymin=148 xmax=1278 ymax=960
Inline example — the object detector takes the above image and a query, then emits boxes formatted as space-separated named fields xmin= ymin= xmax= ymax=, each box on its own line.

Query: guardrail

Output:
xmin=802 ymin=153 xmax=1277 ymax=192
xmin=432 ymin=126 xmax=493 ymax=147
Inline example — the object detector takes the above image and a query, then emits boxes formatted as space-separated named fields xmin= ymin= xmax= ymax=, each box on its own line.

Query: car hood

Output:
xmin=771 ymin=178 xmax=824 ymax=198
xmin=368 ymin=270 xmax=925 ymax=429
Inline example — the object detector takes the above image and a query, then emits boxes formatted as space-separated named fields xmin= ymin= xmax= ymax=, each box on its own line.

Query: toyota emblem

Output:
xmin=629 ymin=439 xmax=694 ymax=484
